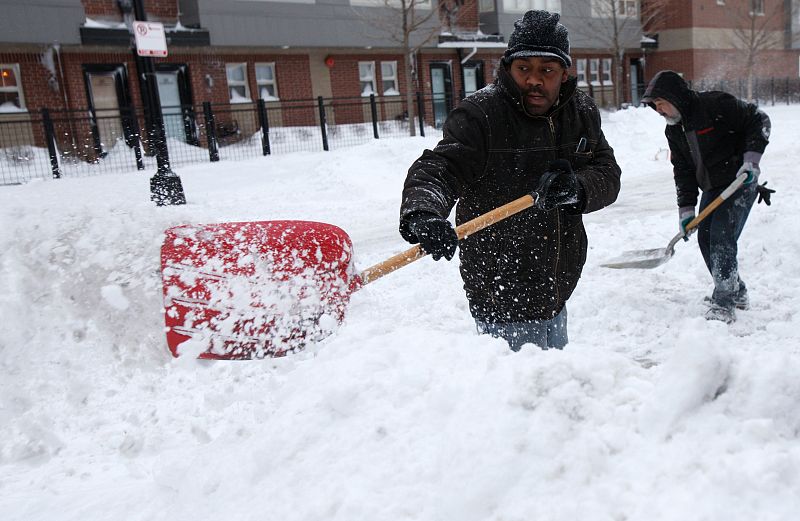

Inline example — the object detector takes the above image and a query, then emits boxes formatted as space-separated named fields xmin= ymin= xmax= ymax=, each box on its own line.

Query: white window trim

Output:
xmin=255 ymin=62 xmax=279 ymax=101
xmin=591 ymin=0 xmax=636 ymax=18
xmin=750 ymin=0 xmax=764 ymax=16
xmin=380 ymin=61 xmax=399 ymax=96
xmin=589 ymin=58 xmax=601 ymax=86
xmin=351 ymin=0 xmax=431 ymax=8
xmin=602 ymin=58 xmax=613 ymax=85
xmin=359 ymin=61 xmax=377 ymax=97
xmin=0 ymin=63 xmax=26 ymax=112
xmin=225 ymin=63 xmax=251 ymax=103
xmin=503 ymin=0 xmax=561 ymax=14
xmin=576 ymin=59 xmax=588 ymax=87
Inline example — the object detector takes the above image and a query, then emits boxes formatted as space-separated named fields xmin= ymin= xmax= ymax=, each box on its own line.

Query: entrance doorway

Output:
xmin=429 ymin=63 xmax=453 ymax=129
xmin=155 ymin=64 xmax=196 ymax=145
xmin=630 ymin=58 xmax=644 ymax=106
xmin=461 ymin=61 xmax=485 ymax=99
xmin=83 ymin=64 xmax=131 ymax=156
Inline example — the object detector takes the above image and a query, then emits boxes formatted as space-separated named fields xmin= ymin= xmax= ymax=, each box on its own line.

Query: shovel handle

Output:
xmin=684 ymin=172 xmax=748 ymax=233
xmin=359 ymin=193 xmax=537 ymax=286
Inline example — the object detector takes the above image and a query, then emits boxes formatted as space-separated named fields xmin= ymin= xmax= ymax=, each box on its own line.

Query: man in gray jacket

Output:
xmin=642 ymin=70 xmax=773 ymax=323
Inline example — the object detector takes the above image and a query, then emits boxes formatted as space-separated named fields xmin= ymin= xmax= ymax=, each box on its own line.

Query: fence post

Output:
xmin=203 ymin=101 xmax=219 ymax=162
xmin=318 ymin=96 xmax=329 ymax=151
xmin=41 ymin=108 xmax=61 ymax=179
xmin=124 ymin=105 xmax=145 ymax=170
xmin=771 ymin=78 xmax=775 ymax=106
xmin=369 ymin=94 xmax=379 ymax=139
xmin=416 ymin=91 xmax=425 ymax=137
xmin=257 ymin=98 xmax=271 ymax=156
xmin=786 ymin=78 xmax=790 ymax=104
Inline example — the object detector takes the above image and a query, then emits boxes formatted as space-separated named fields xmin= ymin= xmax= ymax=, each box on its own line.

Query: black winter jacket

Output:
xmin=642 ymin=71 xmax=770 ymax=208
xmin=400 ymin=66 xmax=621 ymax=323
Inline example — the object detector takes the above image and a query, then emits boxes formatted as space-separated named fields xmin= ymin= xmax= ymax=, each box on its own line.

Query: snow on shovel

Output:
xmin=601 ymin=173 xmax=747 ymax=269
xmin=161 ymin=193 xmax=538 ymax=359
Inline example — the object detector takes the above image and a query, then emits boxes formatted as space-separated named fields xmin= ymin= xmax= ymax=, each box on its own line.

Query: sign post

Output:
xmin=119 ymin=0 xmax=186 ymax=206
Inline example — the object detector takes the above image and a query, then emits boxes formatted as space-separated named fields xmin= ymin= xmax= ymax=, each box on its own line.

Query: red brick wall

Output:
xmin=80 ymin=0 xmax=177 ymax=22
xmin=446 ymin=0 xmax=480 ymax=32
xmin=644 ymin=47 xmax=800 ymax=83
xmin=326 ymin=54 xmax=409 ymax=124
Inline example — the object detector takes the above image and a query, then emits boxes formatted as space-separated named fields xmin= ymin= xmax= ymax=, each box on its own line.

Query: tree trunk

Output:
xmin=405 ymin=49 xmax=417 ymax=137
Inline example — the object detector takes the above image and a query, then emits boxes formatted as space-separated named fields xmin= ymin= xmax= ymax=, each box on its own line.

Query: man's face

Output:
xmin=653 ymin=98 xmax=682 ymax=125
xmin=508 ymin=57 xmax=568 ymax=115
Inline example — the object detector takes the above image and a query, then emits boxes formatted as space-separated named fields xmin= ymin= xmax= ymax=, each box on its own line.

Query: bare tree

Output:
xmin=354 ymin=0 xmax=444 ymax=136
xmin=728 ymin=0 xmax=786 ymax=101
xmin=575 ymin=0 xmax=668 ymax=108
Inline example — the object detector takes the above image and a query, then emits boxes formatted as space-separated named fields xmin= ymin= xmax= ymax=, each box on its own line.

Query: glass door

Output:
xmin=429 ymin=63 xmax=453 ymax=129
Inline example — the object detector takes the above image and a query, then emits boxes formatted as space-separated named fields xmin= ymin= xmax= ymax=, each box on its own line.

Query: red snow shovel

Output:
xmin=161 ymin=192 xmax=539 ymax=359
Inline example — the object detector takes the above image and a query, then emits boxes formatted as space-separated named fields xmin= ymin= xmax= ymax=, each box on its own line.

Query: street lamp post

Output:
xmin=118 ymin=0 xmax=186 ymax=206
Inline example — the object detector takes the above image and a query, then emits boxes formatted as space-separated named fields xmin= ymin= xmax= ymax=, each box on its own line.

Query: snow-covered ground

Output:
xmin=1 ymin=104 xmax=799 ymax=521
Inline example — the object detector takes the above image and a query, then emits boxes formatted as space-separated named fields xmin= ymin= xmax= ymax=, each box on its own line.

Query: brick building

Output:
xmin=3 ymin=0 xmax=797 ymax=164
xmin=643 ymin=0 xmax=800 ymax=82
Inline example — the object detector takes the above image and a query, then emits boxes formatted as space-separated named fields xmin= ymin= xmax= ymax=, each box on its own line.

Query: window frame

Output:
xmin=225 ymin=62 xmax=251 ymax=103
xmin=601 ymin=58 xmax=613 ymax=85
xmin=358 ymin=61 xmax=377 ymax=97
xmin=589 ymin=58 xmax=600 ymax=86
xmin=255 ymin=62 xmax=279 ymax=101
xmin=0 ymin=63 xmax=26 ymax=112
xmin=750 ymin=0 xmax=764 ymax=15
xmin=502 ymin=0 xmax=561 ymax=14
xmin=617 ymin=0 xmax=638 ymax=16
xmin=576 ymin=59 xmax=588 ymax=87
xmin=380 ymin=61 xmax=399 ymax=96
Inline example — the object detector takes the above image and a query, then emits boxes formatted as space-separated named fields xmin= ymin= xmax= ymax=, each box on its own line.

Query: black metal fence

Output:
xmin=0 ymin=92 xmax=430 ymax=185
xmin=688 ymin=77 xmax=800 ymax=105
xmin=5 ymin=77 xmax=800 ymax=186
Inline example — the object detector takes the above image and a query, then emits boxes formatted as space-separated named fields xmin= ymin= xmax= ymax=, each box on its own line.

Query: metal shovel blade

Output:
xmin=600 ymin=246 xmax=674 ymax=269
xmin=601 ymin=231 xmax=684 ymax=270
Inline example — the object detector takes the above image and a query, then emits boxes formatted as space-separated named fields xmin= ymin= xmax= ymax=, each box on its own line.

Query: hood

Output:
xmin=641 ymin=70 xmax=694 ymax=119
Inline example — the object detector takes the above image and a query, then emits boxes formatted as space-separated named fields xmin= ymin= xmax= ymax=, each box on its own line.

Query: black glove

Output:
xmin=404 ymin=212 xmax=458 ymax=261
xmin=534 ymin=159 xmax=584 ymax=212
xmin=756 ymin=181 xmax=775 ymax=205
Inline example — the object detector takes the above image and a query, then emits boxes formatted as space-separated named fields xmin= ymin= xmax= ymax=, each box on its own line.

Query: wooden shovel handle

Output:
xmin=359 ymin=193 xmax=537 ymax=286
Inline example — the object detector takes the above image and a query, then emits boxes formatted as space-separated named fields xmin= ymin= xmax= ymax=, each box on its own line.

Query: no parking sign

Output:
xmin=133 ymin=21 xmax=168 ymax=57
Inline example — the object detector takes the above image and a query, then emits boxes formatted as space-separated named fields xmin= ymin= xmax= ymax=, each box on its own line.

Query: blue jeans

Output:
xmin=476 ymin=306 xmax=568 ymax=351
xmin=696 ymin=182 xmax=757 ymax=308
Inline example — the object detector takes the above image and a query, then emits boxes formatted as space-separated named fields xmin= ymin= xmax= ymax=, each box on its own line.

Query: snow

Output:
xmin=1 ymin=104 xmax=800 ymax=520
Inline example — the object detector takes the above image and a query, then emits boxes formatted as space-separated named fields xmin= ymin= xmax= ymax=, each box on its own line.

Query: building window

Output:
xmin=617 ymin=0 xmax=637 ymax=16
xmin=602 ymin=58 xmax=613 ymax=84
xmin=751 ymin=0 xmax=764 ymax=15
xmin=503 ymin=0 xmax=561 ymax=14
xmin=381 ymin=61 xmax=399 ymax=96
xmin=255 ymin=63 xmax=278 ymax=101
xmin=0 ymin=64 xmax=25 ymax=112
xmin=359 ymin=61 xmax=376 ymax=96
xmin=716 ymin=0 xmax=725 ymax=5
xmin=226 ymin=63 xmax=250 ymax=103
xmin=351 ymin=0 xmax=431 ymax=7
xmin=592 ymin=0 xmax=635 ymax=17
xmin=479 ymin=0 xmax=494 ymax=12
xmin=589 ymin=58 xmax=600 ymax=85
xmin=576 ymin=59 xmax=588 ymax=86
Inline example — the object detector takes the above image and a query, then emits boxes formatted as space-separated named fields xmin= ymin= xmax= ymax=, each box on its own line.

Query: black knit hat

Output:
xmin=502 ymin=10 xmax=571 ymax=68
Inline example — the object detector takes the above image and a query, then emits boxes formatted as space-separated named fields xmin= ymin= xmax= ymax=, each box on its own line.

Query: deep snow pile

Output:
xmin=1 ymin=105 xmax=799 ymax=521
